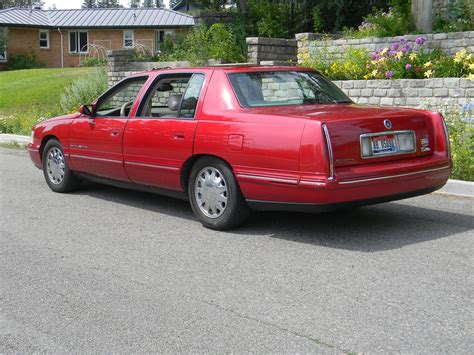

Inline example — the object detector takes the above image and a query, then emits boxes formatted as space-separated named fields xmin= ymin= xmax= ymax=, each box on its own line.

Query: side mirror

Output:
xmin=79 ymin=104 xmax=93 ymax=116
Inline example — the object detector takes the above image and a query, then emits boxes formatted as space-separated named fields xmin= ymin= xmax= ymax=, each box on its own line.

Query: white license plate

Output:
xmin=371 ymin=134 xmax=397 ymax=155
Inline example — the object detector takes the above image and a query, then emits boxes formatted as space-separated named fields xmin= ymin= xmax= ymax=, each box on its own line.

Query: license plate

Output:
xmin=371 ymin=135 xmax=397 ymax=155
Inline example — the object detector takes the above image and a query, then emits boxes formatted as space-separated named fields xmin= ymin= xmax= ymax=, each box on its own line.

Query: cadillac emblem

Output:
xmin=384 ymin=119 xmax=392 ymax=130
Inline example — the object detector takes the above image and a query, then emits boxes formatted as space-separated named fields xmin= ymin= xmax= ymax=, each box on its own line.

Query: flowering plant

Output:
xmin=300 ymin=37 xmax=473 ymax=81
xmin=365 ymin=37 xmax=439 ymax=79
xmin=344 ymin=6 xmax=414 ymax=38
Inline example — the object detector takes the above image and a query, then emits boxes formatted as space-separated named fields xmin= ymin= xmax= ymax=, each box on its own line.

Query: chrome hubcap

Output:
xmin=46 ymin=147 xmax=65 ymax=185
xmin=194 ymin=167 xmax=228 ymax=219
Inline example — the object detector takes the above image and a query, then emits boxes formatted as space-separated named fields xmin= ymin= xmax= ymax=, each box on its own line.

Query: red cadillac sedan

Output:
xmin=28 ymin=66 xmax=451 ymax=230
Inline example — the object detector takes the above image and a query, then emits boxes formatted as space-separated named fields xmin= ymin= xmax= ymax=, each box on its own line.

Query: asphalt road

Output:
xmin=1 ymin=147 xmax=473 ymax=353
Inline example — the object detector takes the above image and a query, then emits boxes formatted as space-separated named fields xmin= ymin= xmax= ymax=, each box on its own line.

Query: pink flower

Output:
xmin=416 ymin=36 xmax=426 ymax=45
xmin=405 ymin=63 xmax=412 ymax=71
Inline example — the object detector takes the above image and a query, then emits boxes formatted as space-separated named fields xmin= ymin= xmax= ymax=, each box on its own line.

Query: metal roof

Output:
xmin=0 ymin=7 xmax=195 ymax=28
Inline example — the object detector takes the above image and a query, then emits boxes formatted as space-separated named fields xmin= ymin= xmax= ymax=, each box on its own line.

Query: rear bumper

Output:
xmin=239 ymin=160 xmax=451 ymax=211
xmin=247 ymin=184 xmax=444 ymax=212
xmin=28 ymin=143 xmax=42 ymax=169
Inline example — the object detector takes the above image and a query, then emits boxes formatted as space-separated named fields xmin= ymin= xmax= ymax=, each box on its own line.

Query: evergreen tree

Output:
xmin=129 ymin=0 xmax=141 ymax=8
xmin=0 ymin=0 xmax=44 ymax=10
xmin=142 ymin=0 xmax=155 ymax=7
xmin=96 ymin=0 xmax=122 ymax=8
xmin=82 ymin=0 xmax=97 ymax=8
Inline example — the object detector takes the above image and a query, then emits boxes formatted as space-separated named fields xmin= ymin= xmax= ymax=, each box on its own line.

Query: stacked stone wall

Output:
xmin=296 ymin=31 xmax=474 ymax=63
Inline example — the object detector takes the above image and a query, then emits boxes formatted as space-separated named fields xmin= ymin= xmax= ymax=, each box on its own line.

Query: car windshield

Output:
xmin=228 ymin=71 xmax=351 ymax=107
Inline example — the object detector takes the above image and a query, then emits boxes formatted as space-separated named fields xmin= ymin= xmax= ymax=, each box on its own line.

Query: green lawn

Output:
xmin=0 ymin=67 xmax=92 ymax=116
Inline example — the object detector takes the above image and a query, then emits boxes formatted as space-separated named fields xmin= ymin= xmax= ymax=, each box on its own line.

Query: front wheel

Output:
xmin=188 ymin=158 xmax=249 ymax=230
xmin=42 ymin=139 xmax=80 ymax=193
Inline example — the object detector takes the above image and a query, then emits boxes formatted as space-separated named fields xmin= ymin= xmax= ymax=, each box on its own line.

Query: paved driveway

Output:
xmin=1 ymin=147 xmax=473 ymax=353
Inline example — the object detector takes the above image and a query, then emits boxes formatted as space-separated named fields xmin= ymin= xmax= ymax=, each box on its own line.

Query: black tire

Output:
xmin=188 ymin=157 xmax=249 ymax=230
xmin=42 ymin=139 xmax=80 ymax=193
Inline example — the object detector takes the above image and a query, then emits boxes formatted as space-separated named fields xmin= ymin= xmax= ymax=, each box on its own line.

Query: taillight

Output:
xmin=440 ymin=113 xmax=451 ymax=159
xmin=322 ymin=124 xmax=334 ymax=180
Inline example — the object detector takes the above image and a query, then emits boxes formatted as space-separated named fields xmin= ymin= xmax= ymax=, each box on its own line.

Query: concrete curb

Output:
xmin=436 ymin=179 xmax=474 ymax=198
xmin=0 ymin=134 xmax=31 ymax=147
xmin=1 ymin=134 xmax=472 ymax=197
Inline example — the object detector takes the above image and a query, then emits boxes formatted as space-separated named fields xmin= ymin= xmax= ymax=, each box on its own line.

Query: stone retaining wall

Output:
xmin=106 ymin=49 xmax=221 ymax=87
xmin=246 ymin=37 xmax=297 ymax=64
xmin=296 ymin=31 xmax=474 ymax=63
xmin=333 ymin=78 xmax=473 ymax=109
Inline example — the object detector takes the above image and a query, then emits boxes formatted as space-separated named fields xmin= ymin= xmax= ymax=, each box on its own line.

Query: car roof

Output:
xmin=125 ymin=65 xmax=315 ymax=80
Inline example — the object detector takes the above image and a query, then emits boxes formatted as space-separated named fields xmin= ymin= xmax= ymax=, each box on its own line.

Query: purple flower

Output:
xmin=400 ymin=38 xmax=406 ymax=44
xmin=386 ymin=71 xmax=394 ymax=79
xmin=401 ymin=47 xmax=408 ymax=54
xmin=416 ymin=36 xmax=426 ymax=45
xmin=392 ymin=43 xmax=400 ymax=51
xmin=405 ymin=63 xmax=412 ymax=71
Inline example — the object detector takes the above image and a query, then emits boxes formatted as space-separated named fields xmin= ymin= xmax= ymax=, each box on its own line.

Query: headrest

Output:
xmin=168 ymin=94 xmax=182 ymax=111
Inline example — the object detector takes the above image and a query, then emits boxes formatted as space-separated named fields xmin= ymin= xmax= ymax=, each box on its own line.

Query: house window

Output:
xmin=155 ymin=29 xmax=175 ymax=52
xmin=123 ymin=30 xmax=134 ymax=48
xmin=69 ymin=31 xmax=88 ymax=53
xmin=39 ymin=30 xmax=49 ymax=49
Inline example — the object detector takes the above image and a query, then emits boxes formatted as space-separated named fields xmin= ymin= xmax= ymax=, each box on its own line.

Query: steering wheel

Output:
xmin=120 ymin=101 xmax=134 ymax=117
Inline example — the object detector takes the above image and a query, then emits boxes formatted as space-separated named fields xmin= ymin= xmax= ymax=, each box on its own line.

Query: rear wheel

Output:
xmin=188 ymin=157 xmax=249 ymax=230
xmin=42 ymin=139 xmax=80 ymax=193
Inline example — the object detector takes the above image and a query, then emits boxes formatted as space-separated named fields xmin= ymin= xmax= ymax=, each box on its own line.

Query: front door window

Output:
xmin=95 ymin=77 xmax=148 ymax=117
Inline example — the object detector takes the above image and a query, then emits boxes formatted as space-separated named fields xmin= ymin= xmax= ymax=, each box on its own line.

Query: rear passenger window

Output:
xmin=139 ymin=73 xmax=205 ymax=119
xmin=179 ymin=74 xmax=205 ymax=119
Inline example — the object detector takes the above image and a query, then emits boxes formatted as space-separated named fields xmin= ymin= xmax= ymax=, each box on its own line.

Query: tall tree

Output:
xmin=129 ymin=0 xmax=142 ymax=8
xmin=82 ymin=0 xmax=97 ymax=8
xmin=0 ymin=0 xmax=44 ymax=9
xmin=96 ymin=0 xmax=121 ymax=8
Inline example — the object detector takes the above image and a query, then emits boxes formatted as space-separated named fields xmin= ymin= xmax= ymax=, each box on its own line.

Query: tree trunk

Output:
xmin=411 ymin=0 xmax=433 ymax=33
xmin=236 ymin=0 xmax=247 ymax=15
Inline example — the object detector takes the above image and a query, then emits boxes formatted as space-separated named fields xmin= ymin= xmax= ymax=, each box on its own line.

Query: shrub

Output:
xmin=80 ymin=57 xmax=107 ymax=67
xmin=433 ymin=0 xmax=473 ymax=33
xmin=8 ymin=52 xmax=44 ymax=70
xmin=0 ymin=112 xmax=50 ymax=135
xmin=301 ymin=45 xmax=369 ymax=80
xmin=59 ymin=67 xmax=108 ymax=113
xmin=155 ymin=24 xmax=245 ymax=65
xmin=345 ymin=2 xmax=414 ymax=38
xmin=444 ymin=105 xmax=474 ymax=181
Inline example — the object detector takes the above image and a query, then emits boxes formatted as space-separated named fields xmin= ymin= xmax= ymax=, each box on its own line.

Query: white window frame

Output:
xmin=68 ymin=30 xmax=89 ymax=54
xmin=39 ymin=29 xmax=49 ymax=49
xmin=123 ymin=30 xmax=134 ymax=49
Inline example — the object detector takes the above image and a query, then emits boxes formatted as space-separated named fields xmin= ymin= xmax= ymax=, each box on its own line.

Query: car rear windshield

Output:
xmin=228 ymin=71 xmax=351 ymax=107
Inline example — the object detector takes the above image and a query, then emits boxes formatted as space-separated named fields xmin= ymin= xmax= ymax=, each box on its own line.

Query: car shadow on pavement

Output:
xmin=76 ymin=182 xmax=473 ymax=252
xmin=239 ymin=203 xmax=474 ymax=252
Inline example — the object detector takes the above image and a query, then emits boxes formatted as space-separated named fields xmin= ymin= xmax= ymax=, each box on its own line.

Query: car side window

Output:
xmin=139 ymin=73 xmax=205 ymax=119
xmin=95 ymin=77 xmax=148 ymax=117
xmin=179 ymin=74 xmax=205 ymax=119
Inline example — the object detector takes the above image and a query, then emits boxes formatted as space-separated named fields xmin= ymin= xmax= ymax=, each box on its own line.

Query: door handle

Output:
xmin=173 ymin=132 xmax=185 ymax=140
xmin=110 ymin=130 xmax=119 ymax=136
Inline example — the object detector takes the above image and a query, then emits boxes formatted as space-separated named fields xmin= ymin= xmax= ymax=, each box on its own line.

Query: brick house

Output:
xmin=0 ymin=7 xmax=194 ymax=69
